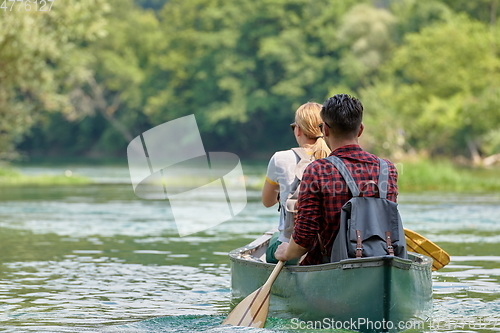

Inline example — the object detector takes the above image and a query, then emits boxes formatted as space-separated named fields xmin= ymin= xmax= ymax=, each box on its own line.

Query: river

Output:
xmin=0 ymin=165 xmax=499 ymax=332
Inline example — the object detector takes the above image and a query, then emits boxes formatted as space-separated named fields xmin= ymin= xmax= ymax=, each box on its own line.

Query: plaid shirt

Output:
xmin=292 ymin=145 xmax=398 ymax=265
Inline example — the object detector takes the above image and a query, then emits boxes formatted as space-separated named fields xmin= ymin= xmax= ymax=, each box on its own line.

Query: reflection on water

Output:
xmin=0 ymin=165 xmax=499 ymax=332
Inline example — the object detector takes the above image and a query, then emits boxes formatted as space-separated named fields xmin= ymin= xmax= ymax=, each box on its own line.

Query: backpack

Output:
xmin=279 ymin=147 xmax=313 ymax=241
xmin=327 ymin=156 xmax=407 ymax=262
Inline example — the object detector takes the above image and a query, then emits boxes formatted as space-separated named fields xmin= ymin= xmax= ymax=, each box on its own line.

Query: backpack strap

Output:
xmin=385 ymin=231 xmax=394 ymax=256
xmin=327 ymin=156 xmax=390 ymax=199
xmin=286 ymin=148 xmax=313 ymax=198
xmin=377 ymin=158 xmax=389 ymax=199
xmin=291 ymin=147 xmax=313 ymax=180
xmin=355 ymin=230 xmax=363 ymax=258
xmin=325 ymin=156 xmax=360 ymax=197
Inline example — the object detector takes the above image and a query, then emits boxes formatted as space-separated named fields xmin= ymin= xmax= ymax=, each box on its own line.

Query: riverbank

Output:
xmin=0 ymin=166 xmax=90 ymax=186
xmin=1 ymin=159 xmax=499 ymax=192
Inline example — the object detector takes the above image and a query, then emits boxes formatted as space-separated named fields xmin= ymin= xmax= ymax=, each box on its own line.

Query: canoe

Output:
xmin=227 ymin=230 xmax=433 ymax=332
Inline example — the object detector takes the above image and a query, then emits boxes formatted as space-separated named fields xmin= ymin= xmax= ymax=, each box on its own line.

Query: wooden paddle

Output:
xmin=404 ymin=228 xmax=450 ymax=271
xmin=222 ymin=260 xmax=285 ymax=328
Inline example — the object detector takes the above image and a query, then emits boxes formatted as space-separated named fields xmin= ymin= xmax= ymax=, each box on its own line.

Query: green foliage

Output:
xmin=78 ymin=0 xmax=163 ymax=152
xmin=362 ymin=13 xmax=500 ymax=157
xmin=390 ymin=0 xmax=452 ymax=38
xmin=391 ymin=15 xmax=498 ymax=97
xmin=359 ymin=81 xmax=410 ymax=158
xmin=439 ymin=0 xmax=499 ymax=24
xmin=482 ymin=128 xmax=500 ymax=156
xmin=90 ymin=0 xmax=162 ymax=107
xmin=337 ymin=4 xmax=396 ymax=88
xmin=2 ymin=0 xmax=500 ymax=164
xmin=10 ymin=0 xmax=162 ymax=157
xmin=145 ymin=0 xmax=365 ymax=153
xmin=0 ymin=0 xmax=109 ymax=159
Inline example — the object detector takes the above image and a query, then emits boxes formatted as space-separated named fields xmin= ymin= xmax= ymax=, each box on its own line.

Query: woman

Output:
xmin=262 ymin=102 xmax=331 ymax=264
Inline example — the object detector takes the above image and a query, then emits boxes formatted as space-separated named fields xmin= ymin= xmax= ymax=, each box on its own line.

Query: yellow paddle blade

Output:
xmin=404 ymin=228 xmax=450 ymax=271
xmin=223 ymin=261 xmax=284 ymax=328
xmin=222 ymin=286 xmax=270 ymax=328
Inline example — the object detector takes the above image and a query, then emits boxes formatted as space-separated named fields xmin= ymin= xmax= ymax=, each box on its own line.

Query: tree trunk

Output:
xmin=86 ymin=76 xmax=134 ymax=142
xmin=466 ymin=138 xmax=482 ymax=166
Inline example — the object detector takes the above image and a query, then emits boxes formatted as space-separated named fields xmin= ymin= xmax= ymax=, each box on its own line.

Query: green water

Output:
xmin=0 ymin=165 xmax=499 ymax=332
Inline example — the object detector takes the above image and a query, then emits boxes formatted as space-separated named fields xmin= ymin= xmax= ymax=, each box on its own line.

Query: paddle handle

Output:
xmin=263 ymin=261 xmax=285 ymax=289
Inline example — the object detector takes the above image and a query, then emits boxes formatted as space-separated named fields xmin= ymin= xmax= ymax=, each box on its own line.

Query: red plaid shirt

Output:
xmin=292 ymin=145 xmax=398 ymax=265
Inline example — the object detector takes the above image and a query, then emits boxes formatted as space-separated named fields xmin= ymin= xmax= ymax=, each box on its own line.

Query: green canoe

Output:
xmin=228 ymin=231 xmax=433 ymax=332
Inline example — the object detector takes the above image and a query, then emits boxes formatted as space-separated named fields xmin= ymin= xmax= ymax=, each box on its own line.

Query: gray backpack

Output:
xmin=327 ymin=156 xmax=407 ymax=262
xmin=280 ymin=148 xmax=313 ymax=241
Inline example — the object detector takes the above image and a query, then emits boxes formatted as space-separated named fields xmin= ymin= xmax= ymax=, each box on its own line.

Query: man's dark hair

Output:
xmin=321 ymin=94 xmax=363 ymax=137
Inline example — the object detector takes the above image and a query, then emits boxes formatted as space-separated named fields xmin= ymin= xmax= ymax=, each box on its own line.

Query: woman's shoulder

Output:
xmin=266 ymin=149 xmax=297 ymax=174
xmin=272 ymin=149 xmax=295 ymax=158
xmin=269 ymin=149 xmax=296 ymax=164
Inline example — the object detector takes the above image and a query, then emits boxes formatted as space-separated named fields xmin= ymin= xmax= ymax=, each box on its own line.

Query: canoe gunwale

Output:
xmin=229 ymin=231 xmax=433 ymax=273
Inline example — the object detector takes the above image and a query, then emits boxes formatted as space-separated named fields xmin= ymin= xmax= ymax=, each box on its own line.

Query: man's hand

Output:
xmin=275 ymin=242 xmax=290 ymax=261
xmin=274 ymin=238 xmax=308 ymax=262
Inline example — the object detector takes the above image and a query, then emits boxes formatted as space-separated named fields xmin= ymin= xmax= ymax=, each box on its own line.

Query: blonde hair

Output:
xmin=295 ymin=102 xmax=331 ymax=159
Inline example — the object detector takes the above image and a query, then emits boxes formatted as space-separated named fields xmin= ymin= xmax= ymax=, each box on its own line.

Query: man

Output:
xmin=274 ymin=94 xmax=398 ymax=265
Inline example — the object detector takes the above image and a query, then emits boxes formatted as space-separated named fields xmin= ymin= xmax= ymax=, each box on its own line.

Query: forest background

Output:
xmin=1 ymin=0 xmax=500 ymax=173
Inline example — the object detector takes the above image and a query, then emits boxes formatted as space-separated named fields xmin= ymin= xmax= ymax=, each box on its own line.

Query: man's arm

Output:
xmin=275 ymin=163 xmax=322 ymax=262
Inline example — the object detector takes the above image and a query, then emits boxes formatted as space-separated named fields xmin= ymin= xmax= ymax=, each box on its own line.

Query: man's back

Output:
xmin=274 ymin=94 xmax=399 ymax=266
xmin=292 ymin=144 xmax=398 ymax=265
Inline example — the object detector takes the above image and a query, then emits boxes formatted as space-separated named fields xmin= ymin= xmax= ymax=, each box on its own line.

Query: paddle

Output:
xmin=404 ymin=228 xmax=450 ymax=271
xmin=222 ymin=260 xmax=285 ymax=328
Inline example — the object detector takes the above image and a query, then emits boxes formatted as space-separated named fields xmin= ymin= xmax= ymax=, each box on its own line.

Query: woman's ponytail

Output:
xmin=295 ymin=102 xmax=331 ymax=160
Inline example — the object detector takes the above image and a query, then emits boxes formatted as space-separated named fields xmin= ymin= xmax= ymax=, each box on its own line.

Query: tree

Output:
xmin=389 ymin=0 xmax=452 ymax=39
xmin=145 ymin=0 xmax=365 ymax=154
xmin=0 ymin=0 xmax=108 ymax=159
xmin=439 ymin=0 xmax=499 ymax=25
xmin=361 ymin=14 xmax=500 ymax=161
xmin=70 ymin=0 xmax=163 ymax=153
xmin=336 ymin=4 xmax=396 ymax=89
